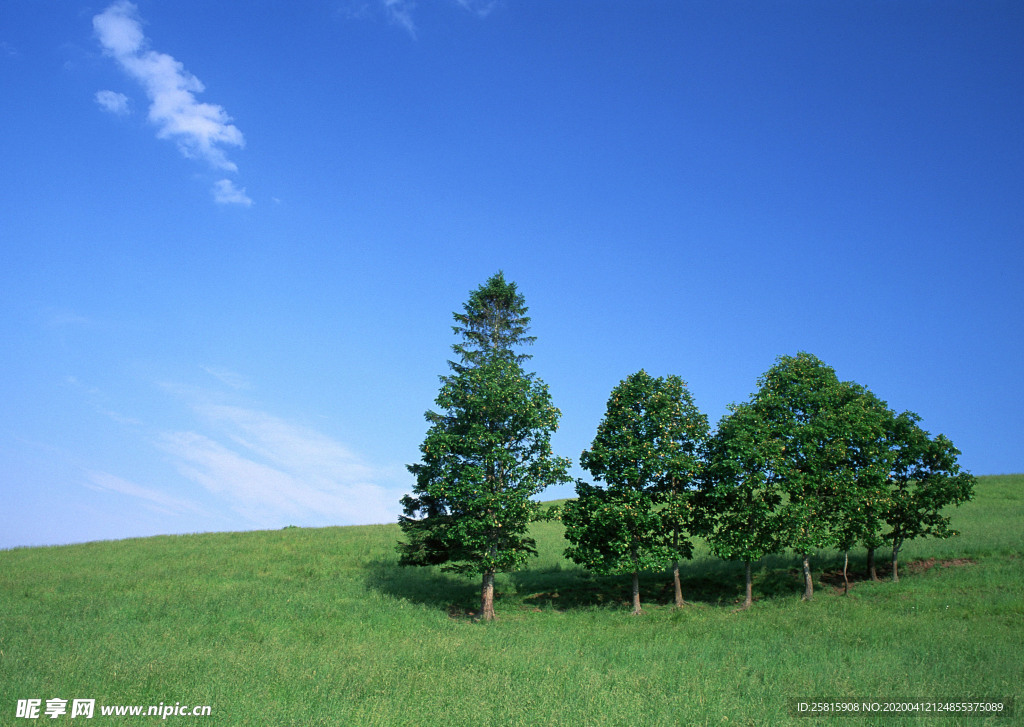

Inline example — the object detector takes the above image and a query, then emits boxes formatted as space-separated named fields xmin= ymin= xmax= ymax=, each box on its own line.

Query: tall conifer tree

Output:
xmin=398 ymin=273 xmax=570 ymax=621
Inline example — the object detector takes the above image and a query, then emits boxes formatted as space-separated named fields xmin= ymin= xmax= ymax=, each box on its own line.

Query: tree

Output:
xmin=698 ymin=401 xmax=788 ymax=609
xmin=652 ymin=376 xmax=709 ymax=607
xmin=450 ymin=270 xmax=535 ymax=370
xmin=826 ymin=383 xmax=894 ymax=594
xmin=563 ymin=481 xmax=664 ymax=615
xmin=881 ymin=411 xmax=975 ymax=582
xmin=743 ymin=353 xmax=857 ymax=600
xmin=563 ymin=370 xmax=707 ymax=614
xmin=398 ymin=273 xmax=571 ymax=621
xmin=740 ymin=352 xmax=897 ymax=601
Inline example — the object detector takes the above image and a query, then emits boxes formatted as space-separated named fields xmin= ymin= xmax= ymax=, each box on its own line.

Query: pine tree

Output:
xmin=450 ymin=271 xmax=535 ymax=370
xmin=398 ymin=273 xmax=570 ymax=621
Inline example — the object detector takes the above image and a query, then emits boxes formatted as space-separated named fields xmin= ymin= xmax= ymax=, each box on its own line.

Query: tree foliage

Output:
xmin=701 ymin=353 xmax=915 ymax=602
xmin=563 ymin=370 xmax=708 ymax=613
xmin=881 ymin=411 xmax=975 ymax=581
xmin=698 ymin=400 xmax=788 ymax=608
xmin=450 ymin=270 xmax=535 ymax=370
xmin=398 ymin=273 xmax=570 ymax=620
xmin=401 ymin=316 xmax=976 ymax=615
xmin=399 ymin=357 xmax=568 ymax=575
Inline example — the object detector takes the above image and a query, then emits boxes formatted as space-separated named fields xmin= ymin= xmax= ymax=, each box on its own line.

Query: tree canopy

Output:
xmin=700 ymin=352 xmax=923 ymax=602
xmin=398 ymin=272 xmax=570 ymax=620
xmin=450 ymin=271 xmax=535 ymax=370
xmin=564 ymin=370 xmax=708 ymax=613
xmin=881 ymin=410 xmax=975 ymax=581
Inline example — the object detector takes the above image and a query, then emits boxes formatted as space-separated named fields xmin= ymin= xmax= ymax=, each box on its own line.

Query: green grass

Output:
xmin=2 ymin=475 xmax=1022 ymax=726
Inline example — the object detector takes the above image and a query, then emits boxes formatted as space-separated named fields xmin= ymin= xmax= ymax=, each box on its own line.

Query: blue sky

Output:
xmin=2 ymin=1 xmax=1021 ymax=549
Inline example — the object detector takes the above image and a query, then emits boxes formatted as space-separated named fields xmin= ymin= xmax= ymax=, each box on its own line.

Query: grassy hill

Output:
xmin=2 ymin=475 xmax=1021 ymax=726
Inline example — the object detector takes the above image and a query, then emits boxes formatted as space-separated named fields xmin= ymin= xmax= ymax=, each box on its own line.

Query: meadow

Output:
xmin=2 ymin=474 xmax=1021 ymax=726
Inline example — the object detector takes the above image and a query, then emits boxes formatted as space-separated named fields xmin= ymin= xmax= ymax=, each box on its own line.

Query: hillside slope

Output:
xmin=2 ymin=475 xmax=1021 ymax=725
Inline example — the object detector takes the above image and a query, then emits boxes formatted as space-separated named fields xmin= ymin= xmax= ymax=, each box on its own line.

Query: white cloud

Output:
xmin=195 ymin=405 xmax=379 ymax=483
xmin=159 ymin=411 xmax=399 ymax=527
xmin=93 ymin=2 xmax=246 ymax=173
xmin=201 ymin=365 xmax=252 ymax=390
xmin=212 ymin=179 xmax=253 ymax=206
xmin=85 ymin=470 xmax=206 ymax=516
xmin=147 ymin=388 xmax=403 ymax=527
xmin=383 ymin=0 xmax=418 ymax=37
xmin=341 ymin=0 xmax=497 ymax=38
xmin=95 ymin=89 xmax=130 ymax=115
xmin=76 ymin=369 xmax=403 ymax=534
xmin=454 ymin=0 xmax=498 ymax=18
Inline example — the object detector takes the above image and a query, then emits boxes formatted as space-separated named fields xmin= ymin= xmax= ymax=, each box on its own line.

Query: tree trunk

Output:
xmin=867 ymin=547 xmax=878 ymax=581
xmin=843 ymin=550 xmax=849 ymax=596
xmin=481 ymin=570 xmax=496 ymax=621
xmin=631 ymin=570 xmax=642 ymax=615
xmin=801 ymin=553 xmax=814 ymax=601
xmin=672 ymin=560 xmax=684 ymax=608
xmin=742 ymin=561 xmax=753 ymax=610
xmin=891 ymin=542 xmax=901 ymax=584
xmin=671 ymin=522 xmax=685 ymax=608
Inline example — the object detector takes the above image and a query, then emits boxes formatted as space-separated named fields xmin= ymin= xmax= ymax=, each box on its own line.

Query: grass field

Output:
xmin=2 ymin=474 xmax=1021 ymax=726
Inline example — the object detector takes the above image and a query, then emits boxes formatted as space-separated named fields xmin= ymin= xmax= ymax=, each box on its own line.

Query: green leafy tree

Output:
xmin=744 ymin=353 xmax=855 ymax=600
xmin=398 ymin=273 xmax=571 ymax=621
xmin=652 ymin=376 xmax=709 ymax=607
xmin=881 ymin=411 xmax=975 ymax=582
xmin=742 ymin=352 xmax=897 ymax=601
xmin=827 ymin=383 xmax=895 ymax=594
xmin=698 ymin=401 xmax=788 ymax=609
xmin=563 ymin=482 xmax=663 ymax=614
xmin=564 ymin=370 xmax=707 ymax=614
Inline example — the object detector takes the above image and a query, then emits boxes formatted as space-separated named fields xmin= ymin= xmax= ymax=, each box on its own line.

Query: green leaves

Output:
xmin=403 ymin=311 xmax=976 ymax=612
xmin=565 ymin=370 xmax=709 ymax=593
xmin=739 ymin=353 xmax=884 ymax=555
xmin=401 ymin=355 xmax=571 ymax=575
xmin=699 ymin=351 xmax=975 ymax=592
xmin=563 ymin=481 xmax=668 ymax=574
xmin=881 ymin=411 xmax=976 ymax=553
xmin=699 ymin=400 xmax=787 ymax=563
xmin=450 ymin=271 xmax=535 ymax=370
xmin=398 ymin=275 xmax=571 ymax=584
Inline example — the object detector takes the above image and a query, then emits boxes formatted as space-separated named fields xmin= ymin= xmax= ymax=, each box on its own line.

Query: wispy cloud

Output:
xmin=454 ymin=0 xmax=498 ymax=18
xmin=93 ymin=1 xmax=248 ymax=182
xmin=201 ymin=365 xmax=252 ymax=390
xmin=150 ymin=386 xmax=403 ymax=527
xmin=159 ymin=406 xmax=399 ymax=526
xmin=212 ymin=179 xmax=253 ymax=206
xmin=95 ymin=89 xmax=130 ymax=115
xmin=195 ymin=405 xmax=379 ymax=484
xmin=63 ymin=374 xmax=143 ymax=427
xmin=70 ymin=364 xmax=403 ymax=534
xmin=383 ymin=0 xmax=418 ymax=37
xmin=341 ymin=0 xmax=498 ymax=38
xmin=85 ymin=470 xmax=206 ymax=517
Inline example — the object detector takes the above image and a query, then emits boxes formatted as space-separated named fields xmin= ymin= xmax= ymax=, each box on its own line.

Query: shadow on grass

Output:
xmin=509 ymin=562 xmax=750 ymax=611
xmin=364 ymin=551 xmax=942 ymax=617
xmin=364 ymin=558 xmax=482 ymax=616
